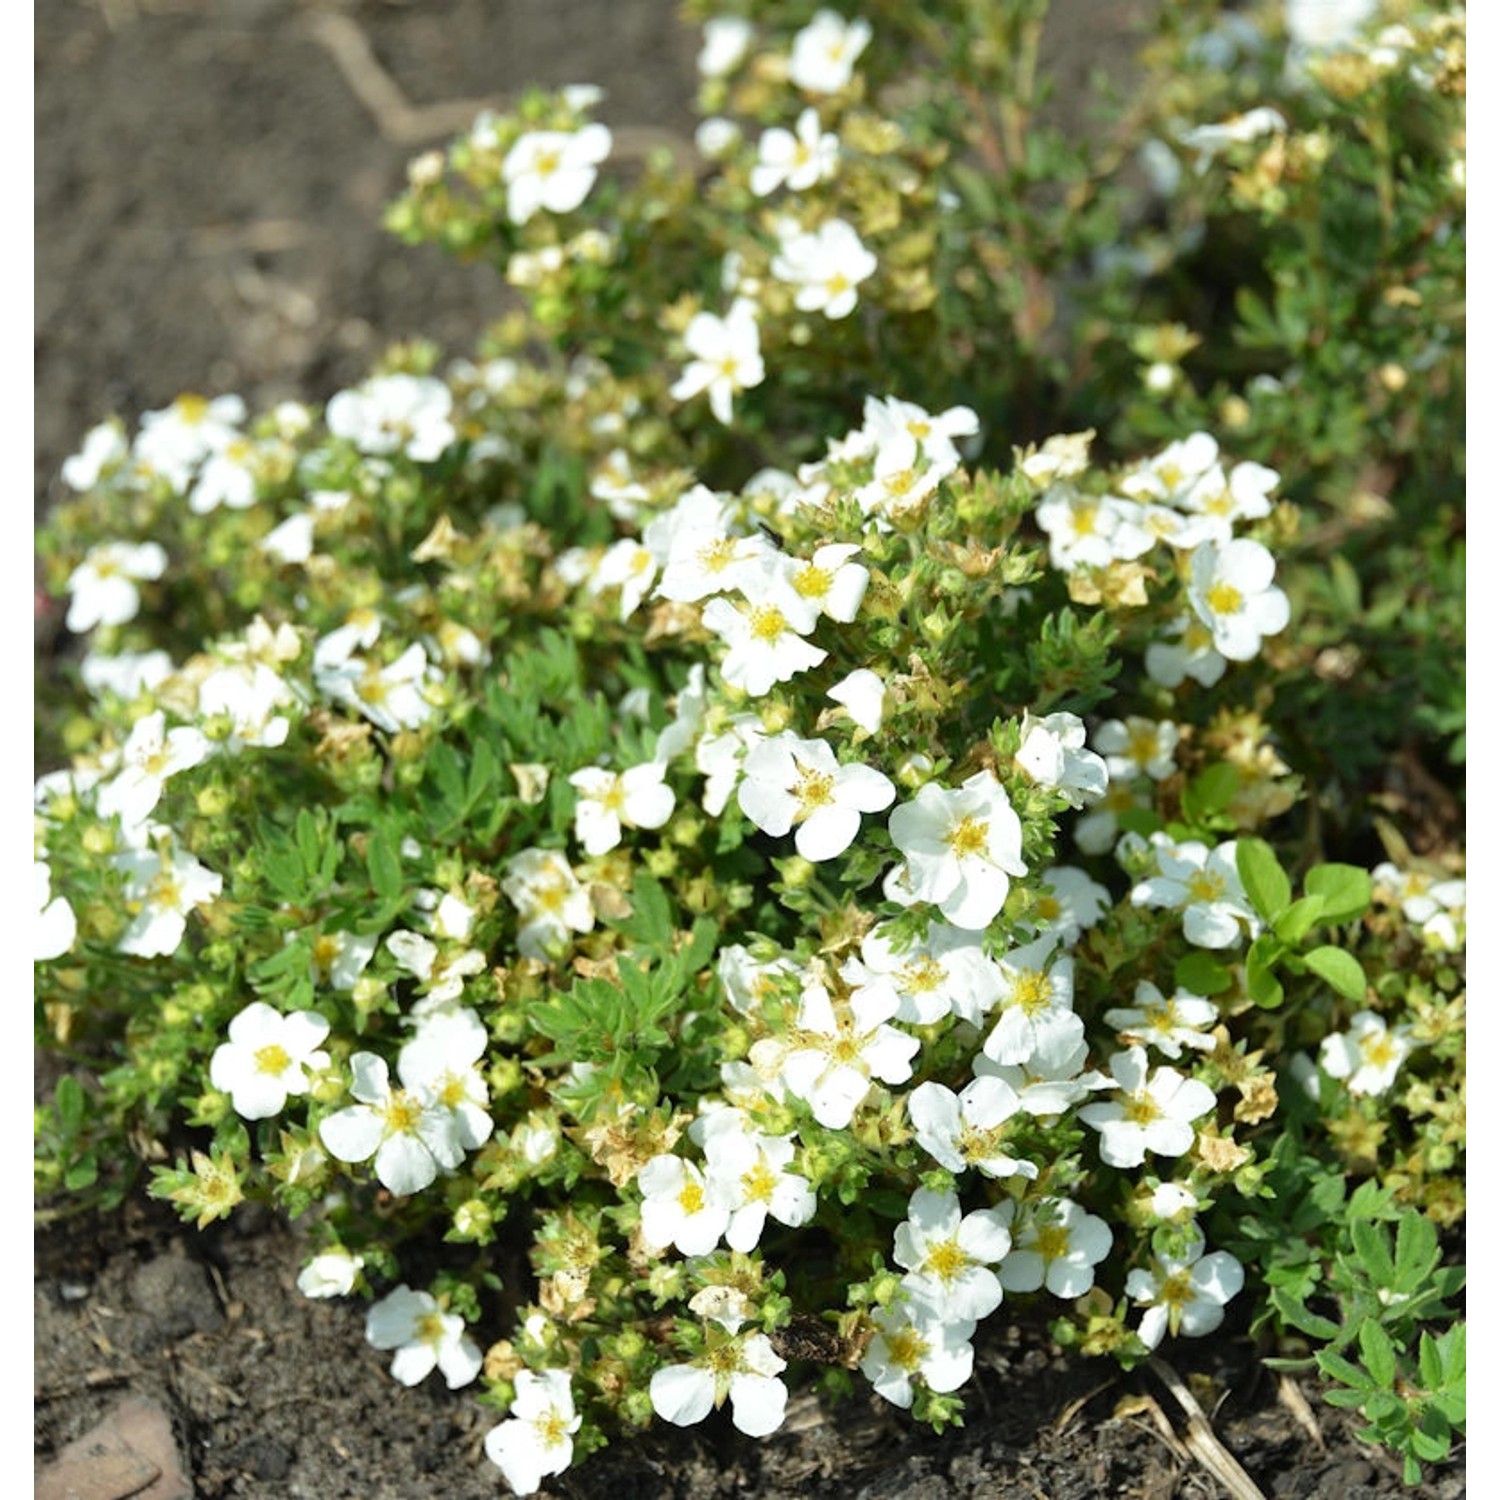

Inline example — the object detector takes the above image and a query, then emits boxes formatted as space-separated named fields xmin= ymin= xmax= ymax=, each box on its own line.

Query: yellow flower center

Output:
xmin=742 ymin=1162 xmax=778 ymax=1203
xmin=901 ymin=957 xmax=946 ymax=994
xmin=178 ymin=394 xmax=209 ymax=425
xmin=254 ymin=1043 xmax=291 ymax=1076
xmin=699 ymin=537 xmax=740 ymax=573
xmin=1159 ymin=1268 xmax=1195 ymax=1309
xmin=1035 ymin=1223 xmax=1070 ymax=1261
xmin=1123 ymin=1093 xmax=1161 ymax=1126
xmin=792 ymin=766 xmax=835 ymax=814
xmin=149 ymin=873 xmax=183 ymax=910
xmin=537 ymin=1411 xmax=570 ymax=1447
xmin=1187 ymin=870 xmax=1225 ymax=904
xmin=416 ymin=1311 xmax=448 ymax=1345
xmin=1205 ymin=581 xmax=1243 ymax=616
xmin=1010 ymin=969 xmax=1054 ymax=1015
xmin=793 ymin=564 xmax=833 ymax=599
xmin=534 ymin=876 xmax=570 ymax=914
xmin=383 ymin=1089 xmax=424 ymax=1134
xmin=886 ymin=1327 xmax=928 ymax=1371
xmin=535 ymin=150 xmax=561 ymax=178
xmin=924 ymin=1238 xmax=967 ymax=1282
xmin=677 ymin=1180 xmax=706 ymax=1214
xmin=825 ymin=272 xmax=851 ymax=297
xmin=1361 ymin=1034 xmax=1396 ymax=1069
xmin=946 ymin=816 xmax=988 ymax=858
xmin=1072 ymin=503 xmax=1098 ymax=536
xmin=749 ymin=605 xmax=787 ymax=642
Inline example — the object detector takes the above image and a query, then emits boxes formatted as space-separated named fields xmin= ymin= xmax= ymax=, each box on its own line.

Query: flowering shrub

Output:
xmin=36 ymin=1 xmax=1464 ymax=1492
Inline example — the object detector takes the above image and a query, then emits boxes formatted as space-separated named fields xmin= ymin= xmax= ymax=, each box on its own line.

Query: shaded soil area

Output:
xmin=37 ymin=1198 xmax=1464 ymax=1500
xmin=33 ymin=2 xmax=1465 ymax=1497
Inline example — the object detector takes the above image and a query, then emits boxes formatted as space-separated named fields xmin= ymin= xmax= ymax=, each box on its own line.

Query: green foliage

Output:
xmin=34 ymin=0 xmax=1464 ymax=1488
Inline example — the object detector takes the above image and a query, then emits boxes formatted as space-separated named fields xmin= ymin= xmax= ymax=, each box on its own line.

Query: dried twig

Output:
xmin=1149 ymin=1356 xmax=1269 ymax=1500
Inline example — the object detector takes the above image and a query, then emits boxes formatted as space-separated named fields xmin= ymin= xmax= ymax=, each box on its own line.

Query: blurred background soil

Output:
xmin=33 ymin=2 xmax=1464 ymax=1495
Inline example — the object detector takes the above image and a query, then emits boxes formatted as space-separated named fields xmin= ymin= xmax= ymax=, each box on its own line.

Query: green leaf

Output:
xmin=1274 ymin=894 xmax=1326 ymax=946
xmin=1246 ymin=937 xmax=1285 ymax=1009
xmin=1182 ymin=763 xmax=1240 ymax=824
xmin=1350 ymin=1219 xmax=1397 ymax=1286
xmin=366 ymin=831 xmax=403 ymax=906
xmin=1393 ymin=1211 xmax=1439 ymax=1288
xmin=1237 ymin=837 xmax=1292 ymax=922
xmin=1173 ymin=951 xmax=1233 ymax=996
xmin=55 ymin=1074 xmax=86 ymax=1131
xmin=1358 ymin=1321 xmax=1397 ymax=1389
xmin=1304 ymin=863 xmax=1373 ymax=924
xmin=1270 ymin=1286 xmax=1340 ymax=1342
xmin=64 ymin=1157 xmax=99 ymax=1191
xmin=1305 ymin=946 xmax=1367 ymax=1000
xmin=1317 ymin=1348 xmax=1373 ymax=1392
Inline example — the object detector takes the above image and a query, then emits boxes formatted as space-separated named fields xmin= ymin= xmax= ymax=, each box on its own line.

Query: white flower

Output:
xmin=297 ymin=1247 xmax=364 ymax=1299
xmin=1145 ymin=613 xmax=1228 ymax=690
xmin=589 ymin=539 xmax=658 ymax=619
xmin=1285 ymin=0 xmax=1377 ymax=53
xmin=787 ymin=9 xmax=872 ymax=93
xmin=365 ymin=1285 xmax=482 ymax=1389
xmin=982 ymin=936 xmax=1083 ymax=1068
xmin=188 ymin=439 xmax=258 ymax=514
xmin=133 ymin=393 xmax=245 ymax=490
xmin=781 ymin=978 xmax=919 ymax=1129
xmin=695 ymin=116 xmax=742 ymax=159
xmin=1186 ymin=538 xmax=1290 ymax=661
xmin=318 ymin=1051 xmax=466 ymax=1195
xmin=670 ymin=298 xmax=765 ymax=425
xmin=1319 ymin=1010 xmax=1413 ymax=1096
xmin=701 ymin=590 xmax=827 ymax=697
xmin=738 ymin=733 xmax=894 ymax=861
xmin=637 ymin=1153 xmax=734 ymax=1257
xmin=843 ymin=920 xmax=1003 ymax=1027
xmin=80 ymin=648 xmax=174 ymax=703
xmin=1105 ymin=981 xmax=1218 ymax=1060
xmin=908 ymin=1075 xmax=1038 ymax=1180
xmin=209 ymin=1002 xmax=331 ymax=1120
xmin=695 ymin=713 xmax=767 ymax=815
xmin=113 ymin=843 xmax=223 ymax=958
xmin=698 ymin=1120 xmax=816 ymax=1253
xmin=894 ymin=1187 xmax=1011 ymax=1322
xmin=326 ymin=374 xmax=455 ymax=462
xmin=1079 ymin=1047 xmax=1218 ymax=1168
xmin=1023 ymin=865 xmax=1112 ymax=947
xmin=65 ymin=541 xmax=168 ymax=633
xmin=1177 ymin=108 xmax=1288 ymax=172
xmin=502 ymin=123 xmax=612 ymax=224
xmin=569 ymin=761 xmax=676 ymax=855
xmin=861 ymin=395 xmax=980 ymax=469
xmin=652 ymin=486 xmax=773 ymax=603
xmin=771 ymin=218 xmax=876 ymax=319
xmin=1035 ymin=488 xmax=1153 ymax=571
xmin=717 ymin=944 xmax=798 ymax=1018
xmin=1126 ymin=1232 xmax=1245 ymax=1349
xmin=974 ymin=1027 xmax=1110 ymax=1120
xmin=35 ymin=861 xmax=77 ymax=962
xmin=860 ymin=1296 xmax=975 ymax=1409
xmin=775 ymin=542 xmax=869 ymax=623
xmin=1014 ymin=711 xmax=1108 ymax=808
xmin=751 ymin=107 xmax=839 ymax=196
xmin=886 ymin=770 xmax=1028 ymax=931
xmin=1093 ymin=717 xmax=1180 ymax=783
xmin=1131 ymin=835 xmax=1257 ymax=948
xmin=261 ymin=512 xmax=316 ymax=565
xmin=314 ymin=632 xmax=435 ymax=734
xmin=62 ymin=420 xmax=128 ymax=491
xmin=650 ymin=1330 xmax=788 ymax=1438
xmin=97 ymin=710 xmax=212 ymax=830
xmin=698 ymin=16 xmax=754 ymax=77
xmin=996 ymin=1198 xmax=1113 ymax=1298
xmin=501 ymin=849 xmax=595 ymax=960
xmin=399 ymin=1009 xmax=494 ymax=1151
xmin=485 ymin=1369 xmax=582 ymax=1496
xmin=827 ymin=667 xmax=887 ymax=733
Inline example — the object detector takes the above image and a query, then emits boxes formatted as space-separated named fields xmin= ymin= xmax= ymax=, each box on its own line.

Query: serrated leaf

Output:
xmin=1304 ymin=863 xmax=1372 ymax=924
xmin=1351 ymin=1219 xmax=1397 ymax=1285
xmin=1238 ymin=837 xmax=1292 ymax=922
xmin=1274 ymin=894 xmax=1326 ymax=946
xmin=1305 ymin=945 xmax=1367 ymax=1000
xmin=1393 ymin=1210 xmax=1439 ymax=1287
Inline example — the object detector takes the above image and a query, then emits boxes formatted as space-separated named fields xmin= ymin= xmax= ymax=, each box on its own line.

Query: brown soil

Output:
xmin=34 ymin=3 xmax=1466 ymax=1497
